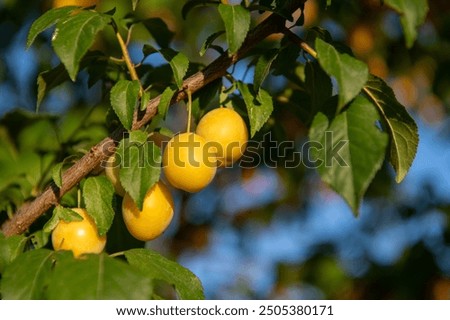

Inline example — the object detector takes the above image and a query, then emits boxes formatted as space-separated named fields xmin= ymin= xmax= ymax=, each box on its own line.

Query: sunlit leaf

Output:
xmin=218 ymin=4 xmax=251 ymax=55
xmin=158 ymin=86 xmax=176 ymax=119
xmin=0 ymin=233 xmax=27 ymax=273
xmin=315 ymin=38 xmax=368 ymax=112
xmin=110 ymin=80 xmax=140 ymax=130
xmin=117 ymin=131 xmax=161 ymax=211
xmin=83 ymin=176 xmax=115 ymax=236
xmin=309 ymin=96 xmax=389 ymax=214
xmin=1 ymin=249 xmax=55 ymax=299
xmin=51 ymin=161 xmax=64 ymax=188
xmin=47 ymin=252 xmax=152 ymax=299
xmin=29 ymin=230 xmax=50 ymax=250
xmin=27 ymin=6 xmax=77 ymax=48
xmin=125 ymin=248 xmax=205 ymax=299
xmin=140 ymin=90 xmax=151 ymax=111
xmin=52 ymin=10 xmax=110 ymax=81
xmin=160 ymin=48 xmax=189 ymax=89
xmin=363 ymin=75 xmax=419 ymax=182
xmin=237 ymin=82 xmax=273 ymax=137
xmin=43 ymin=206 xmax=82 ymax=233
xmin=254 ymin=48 xmax=279 ymax=94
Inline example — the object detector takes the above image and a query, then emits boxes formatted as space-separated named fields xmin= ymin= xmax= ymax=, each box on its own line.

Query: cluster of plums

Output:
xmin=52 ymin=108 xmax=248 ymax=257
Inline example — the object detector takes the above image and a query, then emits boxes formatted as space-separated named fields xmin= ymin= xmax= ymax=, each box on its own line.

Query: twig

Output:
xmin=1 ymin=3 xmax=303 ymax=237
xmin=186 ymin=90 xmax=193 ymax=133
xmin=113 ymin=21 xmax=144 ymax=95
xmin=282 ymin=27 xmax=318 ymax=59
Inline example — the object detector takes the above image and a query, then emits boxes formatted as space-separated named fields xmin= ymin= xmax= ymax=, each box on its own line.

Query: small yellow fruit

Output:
xmin=104 ymin=155 xmax=126 ymax=197
xmin=52 ymin=0 xmax=100 ymax=8
xmin=51 ymin=208 xmax=106 ymax=258
xmin=122 ymin=181 xmax=174 ymax=241
xmin=162 ymin=132 xmax=217 ymax=192
xmin=195 ymin=107 xmax=248 ymax=166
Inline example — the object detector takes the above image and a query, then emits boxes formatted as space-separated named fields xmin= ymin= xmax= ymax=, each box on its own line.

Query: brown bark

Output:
xmin=1 ymin=3 xmax=303 ymax=236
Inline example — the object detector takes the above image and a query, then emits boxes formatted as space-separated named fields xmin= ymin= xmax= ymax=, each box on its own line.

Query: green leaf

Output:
xmin=43 ymin=206 xmax=82 ymax=233
xmin=315 ymin=38 xmax=369 ymax=112
xmin=272 ymin=42 xmax=301 ymax=78
xmin=36 ymin=64 xmax=71 ymax=111
xmin=384 ymin=0 xmax=429 ymax=48
xmin=47 ymin=252 xmax=152 ymax=299
xmin=142 ymin=18 xmax=175 ymax=48
xmin=125 ymin=248 xmax=205 ymax=300
xmin=158 ymin=86 xmax=177 ymax=119
xmin=18 ymin=119 xmax=59 ymax=153
xmin=309 ymin=96 xmax=389 ymax=214
xmin=83 ymin=176 xmax=115 ymax=236
xmin=306 ymin=26 xmax=333 ymax=44
xmin=0 ymin=233 xmax=27 ymax=273
xmin=191 ymin=78 xmax=222 ymax=120
xmin=237 ymin=82 xmax=273 ymax=137
xmin=158 ymin=126 xmax=175 ymax=138
xmin=218 ymin=4 xmax=251 ymax=55
xmin=160 ymin=48 xmax=190 ymax=89
xmin=110 ymin=80 xmax=140 ymax=130
xmin=117 ymin=131 xmax=162 ymax=210
xmin=254 ymin=48 xmax=279 ymax=93
xmin=52 ymin=10 xmax=110 ymax=81
xmin=27 ymin=6 xmax=77 ymax=48
xmin=142 ymin=44 xmax=158 ymax=58
xmin=1 ymin=249 xmax=55 ymax=299
xmin=52 ymin=161 xmax=64 ymax=188
xmin=363 ymin=75 xmax=419 ymax=182
xmin=305 ymin=60 xmax=333 ymax=122
xmin=199 ymin=31 xmax=225 ymax=56
xmin=37 ymin=52 xmax=104 ymax=110
xmin=140 ymin=90 xmax=151 ymax=111
xmin=131 ymin=0 xmax=140 ymax=11
xmin=29 ymin=230 xmax=50 ymax=250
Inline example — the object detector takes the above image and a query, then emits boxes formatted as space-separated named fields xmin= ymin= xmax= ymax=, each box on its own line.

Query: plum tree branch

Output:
xmin=1 ymin=2 xmax=303 ymax=237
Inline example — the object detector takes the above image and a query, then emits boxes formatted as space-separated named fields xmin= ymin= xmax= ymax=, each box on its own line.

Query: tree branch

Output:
xmin=1 ymin=3 xmax=302 ymax=237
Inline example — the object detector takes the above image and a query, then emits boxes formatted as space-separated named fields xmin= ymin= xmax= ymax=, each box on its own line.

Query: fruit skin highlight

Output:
xmin=195 ymin=107 xmax=248 ymax=166
xmin=51 ymin=208 xmax=106 ymax=258
xmin=122 ymin=181 xmax=174 ymax=241
xmin=162 ymin=132 xmax=217 ymax=193
xmin=104 ymin=155 xmax=126 ymax=197
xmin=53 ymin=0 xmax=100 ymax=8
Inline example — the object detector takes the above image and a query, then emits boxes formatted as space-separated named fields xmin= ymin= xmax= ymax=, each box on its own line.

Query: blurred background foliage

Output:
xmin=1 ymin=0 xmax=450 ymax=299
